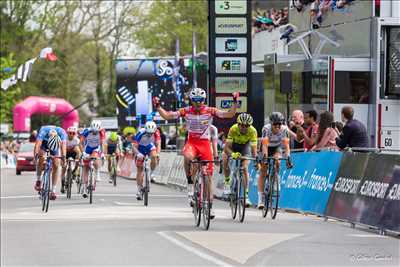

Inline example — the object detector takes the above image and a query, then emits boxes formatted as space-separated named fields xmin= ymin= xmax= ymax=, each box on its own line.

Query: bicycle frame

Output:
xmin=190 ymin=159 xmax=219 ymax=230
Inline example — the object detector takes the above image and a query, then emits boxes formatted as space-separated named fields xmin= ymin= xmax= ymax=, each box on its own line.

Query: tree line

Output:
xmin=0 ymin=0 xmax=207 ymax=130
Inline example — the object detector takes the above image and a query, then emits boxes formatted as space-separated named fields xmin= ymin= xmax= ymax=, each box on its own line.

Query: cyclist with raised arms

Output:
xmin=61 ymin=126 xmax=81 ymax=193
xmin=258 ymin=112 xmax=292 ymax=209
xmin=79 ymin=121 xmax=106 ymax=198
xmin=34 ymin=125 xmax=67 ymax=200
xmin=222 ymin=113 xmax=258 ymax=206
xmin=153 ymin=88 xmax=239 ymax=215
xmin=105 ymin=131 xmax=122 ymax=183
xmin=131 ymin=121 xmax=161 ymax=200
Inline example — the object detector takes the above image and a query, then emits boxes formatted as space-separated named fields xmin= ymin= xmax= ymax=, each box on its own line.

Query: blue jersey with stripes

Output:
xmin=37 ymin=125 xmax=67 ymax=142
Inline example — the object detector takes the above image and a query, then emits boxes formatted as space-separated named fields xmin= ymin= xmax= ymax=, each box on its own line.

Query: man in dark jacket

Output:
xmin=336 ymin=106 xmax=368 ymax=149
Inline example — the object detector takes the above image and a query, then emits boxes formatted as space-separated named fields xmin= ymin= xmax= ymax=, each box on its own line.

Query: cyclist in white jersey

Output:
xmin=61 ymin=126 xmax=81 ymax=193
xmin=258 ymin=112 xmax=292 ymax=209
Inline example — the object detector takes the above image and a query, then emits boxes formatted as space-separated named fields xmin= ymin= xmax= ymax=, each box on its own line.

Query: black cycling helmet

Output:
xmin=269 ymin=112 xmax=285 ymax=124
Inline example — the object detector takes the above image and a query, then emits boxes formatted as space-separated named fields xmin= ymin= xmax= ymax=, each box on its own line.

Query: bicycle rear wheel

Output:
xmin=229 ymin=178 xmax=238 ymax=220
xmin=66 ymin=166 xmax=72 ymax=199
xmin=238 ymin=176 xmax=246 ymax=223
xmin=193 ymin=180 xmax=201 ymax=227
xmin=144 ymin=169 xmax=149 ymax=206
xmin=202 ymin=176 xmax=211 ymax=230
xmin=270 ymin=174 xmax=279 ymax=219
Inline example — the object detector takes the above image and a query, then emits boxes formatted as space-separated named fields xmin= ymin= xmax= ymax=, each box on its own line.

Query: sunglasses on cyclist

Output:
xmin=273 ymin=123 xmax=282 ymax=127
xmin=191 ymin=97 xmax=205 ymax=103
xmin=67 ymin=132 xmax=76 ymax=135
xmin=238 ymin=123 xmax=250 ymax=128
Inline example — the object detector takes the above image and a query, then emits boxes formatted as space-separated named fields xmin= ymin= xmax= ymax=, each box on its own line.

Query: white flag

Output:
xmin=22 ymin=58 xmax=37 ymax=82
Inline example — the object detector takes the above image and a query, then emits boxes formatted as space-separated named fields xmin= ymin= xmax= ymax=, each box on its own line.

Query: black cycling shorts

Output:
xmin=66 ymin=151 xmax=77 ymax=159
xmin=232 ymin=143 xmax=251 ymax=156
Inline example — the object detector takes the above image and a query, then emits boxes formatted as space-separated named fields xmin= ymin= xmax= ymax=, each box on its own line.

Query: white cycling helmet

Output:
xmin=189 ymin=88 xmax=206 ymax=103
xmin=47 ymin=135 xmax=61 ymax=151
xmin=145 ymin=121 xmax=157 ymax=134
xmin=90 ymin=121 xmax=101 ymax=132
xmin=67 ymin=126 xmax=77 ymax=133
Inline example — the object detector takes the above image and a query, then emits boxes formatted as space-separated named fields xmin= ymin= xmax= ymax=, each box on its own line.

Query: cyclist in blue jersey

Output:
xmin=79 ymin=121 xmax=106 ymax=198
xmin=132 ymin=121 xmax=161 ymax=200
xmin=34 ymin=125 xmax=67 ymax=200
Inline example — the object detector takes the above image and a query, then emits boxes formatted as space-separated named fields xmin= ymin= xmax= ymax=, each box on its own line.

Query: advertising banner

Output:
xmin=215 ymin=77 xmax=247 ymax=93
xmin=278 ymin=151 xmax=342 ymax=214
xmin=326 ymin=152 xmax=400 ymax=232
xmin=215 ymin=17 xmax=247 ymax=34
xmin=246 ymin=151 xmax=343 ymax=213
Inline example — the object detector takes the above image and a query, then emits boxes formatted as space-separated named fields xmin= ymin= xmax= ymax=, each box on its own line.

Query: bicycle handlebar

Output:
xmin=190 ymin=159 xmax=221 ymax=164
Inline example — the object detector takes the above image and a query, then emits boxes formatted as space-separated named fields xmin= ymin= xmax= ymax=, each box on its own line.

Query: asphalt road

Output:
xmin=1 ymin=168 xmax=399 ymax=266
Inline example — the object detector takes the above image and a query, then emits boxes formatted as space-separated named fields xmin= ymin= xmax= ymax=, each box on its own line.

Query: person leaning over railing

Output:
xmin=311 ymin=111 xmax=339 ymax=151
xmin=335 ymin=106 xmax=368 ymax=149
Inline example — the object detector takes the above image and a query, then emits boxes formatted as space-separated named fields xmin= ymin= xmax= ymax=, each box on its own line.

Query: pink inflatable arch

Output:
xmin=13 ymin=96 xmax=79 ymax=132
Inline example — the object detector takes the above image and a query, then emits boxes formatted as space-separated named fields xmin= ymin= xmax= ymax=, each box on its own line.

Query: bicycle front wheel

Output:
xmin=89 ymin=170 xmax=93 ymax=204
xmin=143 ymin=169 xmax=149 ymax=206
xmin=202 ymin=177 xmax=211 ymax=230
xmin=193 ymin=180 xmax=201 ymax=227
xmin=262 ymin=178 xmax=270 ymax=218
xmin=229 ymin=178 xmax=238 ymax=220
xmin=238 ymin=176 xmax=246 ymax=223
xmin=42 ymin=172 xmax=50 ymax=212
xmin=270 ymin=174 xmax=279 ymax=219
xmin=112 ymin=158 xmax=117 ymax=187
xmin=66 ymin=167 xmax=72 ymax=199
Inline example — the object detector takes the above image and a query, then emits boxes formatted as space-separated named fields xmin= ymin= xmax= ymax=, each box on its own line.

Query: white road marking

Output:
xmin=158 ymin=231 xmax=234 ymax=267
xmin=175 ymin=231 xmax=303 ymax=264
xmin=1 ymin=206 xmax=194 ymax=221
xmin=0 ymin=193 xmax=186 ymax=199
xmin=348 ymin=234 xmax=388 ymax=238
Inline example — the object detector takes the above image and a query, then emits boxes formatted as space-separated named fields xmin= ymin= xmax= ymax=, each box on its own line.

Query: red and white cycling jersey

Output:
xmin=172 ymin=105 xmax=223 ymax=140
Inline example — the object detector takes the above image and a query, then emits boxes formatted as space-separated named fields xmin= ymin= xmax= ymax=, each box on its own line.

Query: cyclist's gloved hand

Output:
xmin=232 ymin=92 xmax=240 ymax=104
xmin=136 ymin=153 xmax=144 ymax=160
xmin=152 ymin=97 xmax=161 ymax=109
xmin=286 ymin=156 xmax=294 ymax=169
xmin=231 ymin=152 xmax=241 ymax=160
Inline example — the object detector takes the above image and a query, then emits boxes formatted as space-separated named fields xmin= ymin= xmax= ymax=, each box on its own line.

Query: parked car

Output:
xmin=16 ymin=142 xmax=35 ymax=175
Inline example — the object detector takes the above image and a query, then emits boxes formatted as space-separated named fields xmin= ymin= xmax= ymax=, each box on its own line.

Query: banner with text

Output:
xmin=326 ymin=152 xmax=400 ymax=232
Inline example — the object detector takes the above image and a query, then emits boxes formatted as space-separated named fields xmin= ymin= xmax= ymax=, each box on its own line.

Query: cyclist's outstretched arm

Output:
xmin=283 ymin=138 xmax=290 ymax=157
xmin=153 ymin=97 xmax=179 ymax=120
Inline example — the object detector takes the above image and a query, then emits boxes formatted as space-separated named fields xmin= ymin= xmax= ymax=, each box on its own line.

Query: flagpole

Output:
xmin=192 ymin=32 xmax=197 ymax=89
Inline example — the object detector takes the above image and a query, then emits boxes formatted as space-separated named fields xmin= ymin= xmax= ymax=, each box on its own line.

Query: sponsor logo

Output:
xmin=154 ymin=60 xmax=174 ymax=81
xmin=225 ymin=39 xmax=237 ymax=52
xmin=215 ymin=0 xmax=246 ymax=14
xmin=215 ymin=18 xmax=247 ymax=34
xmin=216 ymin=96 xmax=247 ymax=112
xmin=216 ymin=57 xmax=246 ymax=73
xmin=216 ymin=37 xmax=247 ymax=54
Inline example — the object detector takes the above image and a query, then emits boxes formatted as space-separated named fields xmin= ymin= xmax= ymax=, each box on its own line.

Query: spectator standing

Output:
xmin=288 ymin=110 xmax=306 ymax=149
xmin=29 ymin=130 xmax=38 ymax=143
xmin=336 ymin=106 xmax=368 ymax=149
xmin=158 ymin=127 xmax=166 ymax=150
xmin=300 ymin=110 xmax=319 ymax=151
xmin=312 ymin=111 xmax=339 ymax=151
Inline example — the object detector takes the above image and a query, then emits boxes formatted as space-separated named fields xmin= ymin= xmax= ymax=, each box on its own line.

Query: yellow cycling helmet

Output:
xmin=123 ymin=126 xmax=136 ymax=136
xmin=110 ymin=132 xmax=118 ymax=142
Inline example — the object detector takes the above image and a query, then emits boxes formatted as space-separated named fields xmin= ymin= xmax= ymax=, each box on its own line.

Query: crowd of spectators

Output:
xmin=252 ymin=7 xmax=289 ymax=35
xmin=0 ymin=139 xmax=20 ymax=167
xmin=288 ymin=105 xmax=368 ymax=151
xmin=293 ymin=0 xmax=355 ymax=29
